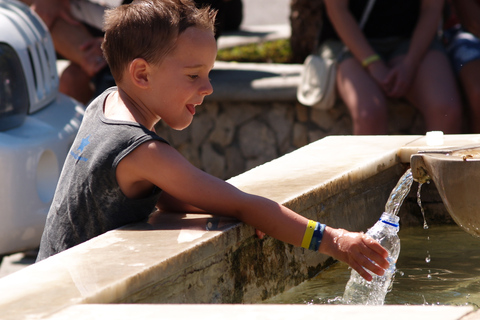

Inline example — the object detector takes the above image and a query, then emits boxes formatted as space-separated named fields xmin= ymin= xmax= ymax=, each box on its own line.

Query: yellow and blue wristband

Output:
xmin=301 ymin=220 xmax=326 ymax=251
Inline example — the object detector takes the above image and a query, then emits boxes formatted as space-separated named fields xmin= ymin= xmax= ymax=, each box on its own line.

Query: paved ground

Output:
xmin=0 ymin=251 xmax=37 ymax=278
xmin=241 ymin=0 xmax=289 ymax=26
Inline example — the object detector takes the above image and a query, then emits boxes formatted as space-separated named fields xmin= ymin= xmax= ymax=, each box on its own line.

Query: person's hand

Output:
xmin=320 ymin=227 xmax=389 ymax=281
xmin=364 ymin=59 xmax=391 ymax=93
xmin=31 ymin=0 xmax=79 ymax=29
xmin=79 ymin=37 xmax=107 ymax=76
xmin=383 ymin=60 xmax=415 ymax=98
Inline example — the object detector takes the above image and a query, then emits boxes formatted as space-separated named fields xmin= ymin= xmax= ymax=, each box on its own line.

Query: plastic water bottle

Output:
xmin=343 ymin=212 xmax=400 ymax=305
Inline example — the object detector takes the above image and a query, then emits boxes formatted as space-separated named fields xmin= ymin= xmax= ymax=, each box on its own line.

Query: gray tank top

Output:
xmin=36 ymin=87 xmax=168 ymax=261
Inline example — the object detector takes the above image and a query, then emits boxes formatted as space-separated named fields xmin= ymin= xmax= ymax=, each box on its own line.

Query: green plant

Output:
xmin=216 ymin=39 xmax=293 ymax=64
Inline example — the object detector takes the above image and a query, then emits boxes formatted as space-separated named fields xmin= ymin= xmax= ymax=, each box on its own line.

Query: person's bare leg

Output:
xmin=458 ymin=59 xmax=480 ymax=133
xmin=59 ymin=63 xmax=93 ymax=104
xmin=398 ymin=50 xmax=463 ymax=134
xmin=336 ymin=58 xmax=388 ymax=135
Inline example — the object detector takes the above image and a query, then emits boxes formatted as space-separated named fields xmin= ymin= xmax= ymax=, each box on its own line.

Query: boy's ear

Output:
xmin=129 ymin=58 xmax=151 ymax=89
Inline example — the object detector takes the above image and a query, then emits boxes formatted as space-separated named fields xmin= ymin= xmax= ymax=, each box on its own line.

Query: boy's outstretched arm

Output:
xmin=117 ymin=141 xmax=389 ymax=281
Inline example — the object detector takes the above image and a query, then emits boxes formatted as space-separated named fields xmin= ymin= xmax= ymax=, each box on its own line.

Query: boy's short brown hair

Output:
xmin=102 ymin=0 xmax=216 ymax=82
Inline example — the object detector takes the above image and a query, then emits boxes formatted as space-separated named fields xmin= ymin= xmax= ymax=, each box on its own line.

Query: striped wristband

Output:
xmin=301 ymin=220 xmax=326 ymax=251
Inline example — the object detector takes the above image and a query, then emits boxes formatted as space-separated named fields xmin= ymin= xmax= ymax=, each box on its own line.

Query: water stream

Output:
xmin=384 ymin=169 xmax=413 ymax=216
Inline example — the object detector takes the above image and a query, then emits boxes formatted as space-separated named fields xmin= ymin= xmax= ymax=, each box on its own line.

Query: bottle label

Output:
xmin=379 ymin=212 xmax=399 ymax=229
xmin=380 ymin=219 xmax=399 ymax=228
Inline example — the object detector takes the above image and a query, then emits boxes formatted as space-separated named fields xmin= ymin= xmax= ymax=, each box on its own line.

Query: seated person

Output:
xmin=24 ymin=0 xmax=130 ymax=104
xmin=321 ymin=0 xmax=463 ymax=135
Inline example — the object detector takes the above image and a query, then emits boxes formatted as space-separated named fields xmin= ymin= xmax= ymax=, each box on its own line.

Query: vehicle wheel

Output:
xmin=224 ymin=0 xmax=243 ymax=31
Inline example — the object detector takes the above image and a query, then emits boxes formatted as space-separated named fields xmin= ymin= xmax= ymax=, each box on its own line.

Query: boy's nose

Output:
xmin=201 ymin=79 xmax=213 ymax=96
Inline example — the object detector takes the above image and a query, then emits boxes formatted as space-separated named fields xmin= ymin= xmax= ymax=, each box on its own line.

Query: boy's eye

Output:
xmin=188 ymin=75 xmax=199 ymax=80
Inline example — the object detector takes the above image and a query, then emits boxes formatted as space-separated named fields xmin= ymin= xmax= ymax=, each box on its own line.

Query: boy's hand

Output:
xmin=320 ymin=226 xmax=389 ymax=281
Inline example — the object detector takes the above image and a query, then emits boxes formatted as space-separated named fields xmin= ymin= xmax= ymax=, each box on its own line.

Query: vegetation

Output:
xmin=216 ymin=39 xmax=293 ymax=64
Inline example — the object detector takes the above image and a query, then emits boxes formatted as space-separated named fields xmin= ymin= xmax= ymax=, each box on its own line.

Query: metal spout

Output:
xmin=410 ymin=154 xmax=431 ymax=184
xmin=410 ymin=148 xmax=480 ymax=237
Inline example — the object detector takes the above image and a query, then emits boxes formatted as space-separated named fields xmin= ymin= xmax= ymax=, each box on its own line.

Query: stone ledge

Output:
xmin=209 ymin=61 xmax=302 ymax=102
xmin=47 ymin=304 xmax=475 ymax=320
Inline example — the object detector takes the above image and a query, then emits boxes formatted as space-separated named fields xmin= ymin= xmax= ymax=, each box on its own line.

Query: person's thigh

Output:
xmin=459 ymin=59 xmax=480 ymax=101
xmin=392 ymin=50 xmax=462 ymax=132
xmin=336 ymin=58 xmax=388 ymax=134
xmin=459 ymin=59 xmax=480 ymax=132
xmin=405 ymin=51 xmax=460 ymax=111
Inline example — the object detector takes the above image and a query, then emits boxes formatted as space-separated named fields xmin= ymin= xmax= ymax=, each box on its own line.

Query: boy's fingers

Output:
xmin=350 ymin=260 xmax=373 ymax=282
xmin=355 ymin=248 xmax=386 ymax=277
xmin=363 ymin=235 xmax=389 ymax=257
xmin=362 ymin=237 xmax=390 ymax=270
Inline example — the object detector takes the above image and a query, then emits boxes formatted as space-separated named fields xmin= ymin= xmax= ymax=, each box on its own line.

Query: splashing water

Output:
xmin=342 ymin=169 xmax=417 ymax=305
xmin=342 ymin=169 xmax=414 ymax=305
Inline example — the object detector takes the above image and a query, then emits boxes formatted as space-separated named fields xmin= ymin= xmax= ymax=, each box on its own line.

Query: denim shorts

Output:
xmin=444 ymin=25 xmax=480 ymax=74
xmin=320 ymin=36 xmax=446 ymax=65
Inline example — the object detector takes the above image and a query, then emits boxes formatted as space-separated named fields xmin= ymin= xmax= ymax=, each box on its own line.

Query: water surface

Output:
xmin=265 ymin=224 xmax=480 ymax=307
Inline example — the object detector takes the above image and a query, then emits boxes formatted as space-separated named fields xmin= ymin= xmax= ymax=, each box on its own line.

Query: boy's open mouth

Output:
xmin=186 ymin=104 xmax=196 ymax=115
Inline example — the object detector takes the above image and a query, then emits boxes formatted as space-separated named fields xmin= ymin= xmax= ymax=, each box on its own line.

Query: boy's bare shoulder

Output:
xmin=125 ymin=138 xmax=181 ymax=168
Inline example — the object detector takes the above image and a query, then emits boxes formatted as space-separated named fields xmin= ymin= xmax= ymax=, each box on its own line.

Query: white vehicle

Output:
xmin=0 ymin=0 xmax=84 ymax=262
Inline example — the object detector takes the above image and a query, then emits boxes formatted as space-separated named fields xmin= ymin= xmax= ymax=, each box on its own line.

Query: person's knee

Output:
xmin=351 ymin=101 xmax=388 ymax=134
xmin=354 ymin=99 xmax=388 ymax=123
xmin=424 ymin=100 xmax=463 ymax=133
xmin=438 ymin=99 xmax=463 ymax=120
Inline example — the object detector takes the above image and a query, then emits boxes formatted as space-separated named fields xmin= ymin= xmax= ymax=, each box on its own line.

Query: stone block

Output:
xmin=238 ymin=120 xmax=277 ymax=160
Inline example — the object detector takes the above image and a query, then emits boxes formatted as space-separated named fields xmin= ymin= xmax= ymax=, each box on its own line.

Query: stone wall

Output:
xmin=155 ymin=84 xmax=426 ymax=180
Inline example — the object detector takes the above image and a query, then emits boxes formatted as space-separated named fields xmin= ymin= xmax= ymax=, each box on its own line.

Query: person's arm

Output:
xmin=21 ymin=0 xmax=105 ymax=76
xmin=51 ymin=19 xmax=106 ymax=76
xmin=454 ymin=0 xmax=480 ymax=38
xmin=403 ymin=0 xmax=444 ymax=74
xmin=22 ymin=0 xmax=78 ymax=29
xmin=323 ymin=0 xmax=390 ymax=88
xmin=323 ymin=0 xmax=375 ymax=64
xmin=384 ymin=0 xmax=444 ymax=97
xmin=156 ymin=190 xmax=206 ymax=213
xmin=117 ymin=140 xmax=389 ymax=281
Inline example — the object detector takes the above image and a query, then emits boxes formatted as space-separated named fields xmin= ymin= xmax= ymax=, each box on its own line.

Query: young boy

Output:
xmin=36 ymin=0 xmax=389 ymax=281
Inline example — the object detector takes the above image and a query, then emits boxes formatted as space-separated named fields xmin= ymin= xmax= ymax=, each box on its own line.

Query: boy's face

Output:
xmin=148 ymin=27 xmax=217 ymax=130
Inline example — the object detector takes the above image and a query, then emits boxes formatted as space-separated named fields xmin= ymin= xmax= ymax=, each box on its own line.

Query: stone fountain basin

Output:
xmin=411 ymin=145 xmax=480 ymax=237
xmin=1 ymin=134 xmax=480 ymax=320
